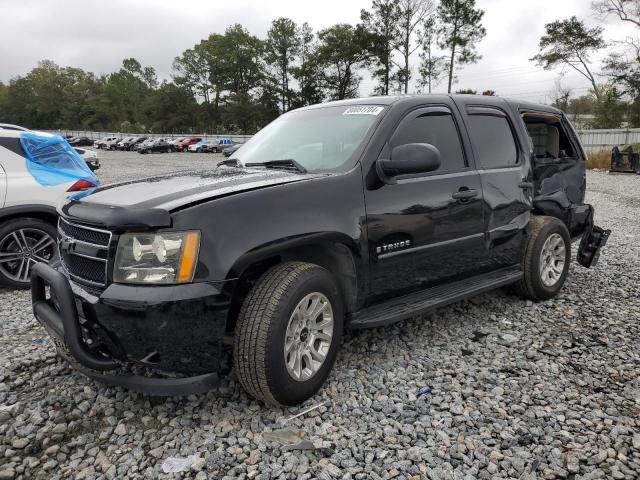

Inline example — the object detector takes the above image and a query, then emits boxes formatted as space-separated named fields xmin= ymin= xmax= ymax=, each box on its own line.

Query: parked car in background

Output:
xmin=0 ymin=129 xmax=99 ymax=288
xmin=95 ymin=136 xmax=119 ymax=149
xmin=188 ymin=140 xmax=212 ymax=153
xmin=122 ymin=137 xmax=148 ymax=151
xmin=116 ymin=137 xmax=135 ymax=150
xmin=104 ymin=137 xmax=123 ymax=150
xmin=222 ymin=143 xmax=242 ymax=157
xmin=73 ymin=147 xmax=100 ymax=171
xmin=68 ymin=136 xmax=94 ymax=147
xmin=204 ymin=138 xmax=235 ymax=153
xmin=138 ymin=138 xmax=172 ymax=154
xmin=176 ymin=137 xmax=202 ymax=152
xmin=168 ymin=137 xmax=187 ymax=148
xmin=134 ymin=138 xmax=156 ymax=151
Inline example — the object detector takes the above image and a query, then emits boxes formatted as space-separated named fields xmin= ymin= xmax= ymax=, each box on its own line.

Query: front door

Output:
xmin=364 ymin=104 xmax=486 ymax=302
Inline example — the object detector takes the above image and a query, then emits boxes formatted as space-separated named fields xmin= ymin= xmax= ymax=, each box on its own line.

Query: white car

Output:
xmin=94 ymin=136 xmax=119 ymax=149
xmin=0 ymin=128 xmax=99 ymax=287
xmin=73 ymin=147 xmax=100 ymax=171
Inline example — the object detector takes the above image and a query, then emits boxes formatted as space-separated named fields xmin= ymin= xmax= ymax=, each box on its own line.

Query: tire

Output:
xmin=514 ymin=216 xmax=571 ymax=301
xmin=234 ymin=262 xmax=343 ymax=406
xmin=0 ymin=218 xmax=58 ymax=289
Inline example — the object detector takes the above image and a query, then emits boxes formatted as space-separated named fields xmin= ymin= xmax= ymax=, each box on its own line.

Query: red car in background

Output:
xmin=176 ymin=137 xmax=202 ymax=152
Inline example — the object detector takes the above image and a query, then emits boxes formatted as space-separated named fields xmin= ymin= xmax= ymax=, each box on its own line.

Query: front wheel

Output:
xmin=514 ymin=216 xmax=571 ymax=301
xmin=0 ymin=218 xmax=58 ymax=289
xmin=234 ymin=262 xmax=343 ymax=406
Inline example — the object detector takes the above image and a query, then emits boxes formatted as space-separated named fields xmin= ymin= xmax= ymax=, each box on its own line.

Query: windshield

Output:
xmin=234 ymin=105 xmax=384 ymax=173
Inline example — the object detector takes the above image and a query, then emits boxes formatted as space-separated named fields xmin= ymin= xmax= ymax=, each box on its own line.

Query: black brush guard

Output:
xmin=30 ymin=263 xmax=219 ymax=396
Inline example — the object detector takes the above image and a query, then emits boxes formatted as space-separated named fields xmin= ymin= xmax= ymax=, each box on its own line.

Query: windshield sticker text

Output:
xmin=343 ymin=106 xmax=384 ymax=116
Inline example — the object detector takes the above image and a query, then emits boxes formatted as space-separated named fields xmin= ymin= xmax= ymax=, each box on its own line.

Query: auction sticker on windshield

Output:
xmin=343 ymin=106 xmax=384 ymax=116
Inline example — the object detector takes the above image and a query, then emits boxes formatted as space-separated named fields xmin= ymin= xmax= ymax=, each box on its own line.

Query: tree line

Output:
xmin=534 ymin=1 xmax=640 ymax=128
xmin=1 ymin=0 xmax=638 ymax=133
xmin=0 ymin=0 xmax=488 ymax=134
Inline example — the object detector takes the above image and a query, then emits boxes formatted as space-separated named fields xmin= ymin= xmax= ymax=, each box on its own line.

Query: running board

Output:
xmin=347 ymin=266 xmax=523 ymax=329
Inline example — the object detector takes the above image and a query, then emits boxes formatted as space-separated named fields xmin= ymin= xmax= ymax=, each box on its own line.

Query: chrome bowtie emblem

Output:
xmin=59 ymin=236 xmax=76 ymax=254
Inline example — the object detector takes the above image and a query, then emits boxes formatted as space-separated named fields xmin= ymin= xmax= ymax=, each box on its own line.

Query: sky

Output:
xmin=0 ymin=0 xmax=636 ymax=103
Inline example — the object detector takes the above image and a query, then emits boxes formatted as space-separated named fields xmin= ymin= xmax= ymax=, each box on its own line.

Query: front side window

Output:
xmin=390 ymin=108 xmax=466 ymax=173
xmin=235 ymin=105 xmax=383 ymax=173
xmin=467 ymin=112 xmax=518 ymax=169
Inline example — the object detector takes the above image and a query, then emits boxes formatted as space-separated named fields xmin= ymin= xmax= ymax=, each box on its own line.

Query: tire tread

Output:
xmin=233 ymin=262 xmax=317 ymax=405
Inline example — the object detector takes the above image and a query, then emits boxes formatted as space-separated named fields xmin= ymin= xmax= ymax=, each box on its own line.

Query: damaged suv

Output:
xmin=31 ymin=95 xmax=609 ymax=406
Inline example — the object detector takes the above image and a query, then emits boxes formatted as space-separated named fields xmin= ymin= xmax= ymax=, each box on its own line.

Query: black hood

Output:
xmin=60 ymin=167 xmax=324 ymax=229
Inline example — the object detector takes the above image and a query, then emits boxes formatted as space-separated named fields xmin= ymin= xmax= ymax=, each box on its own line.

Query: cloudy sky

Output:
xmin=0 ymin=0 xmax=635 ymax=102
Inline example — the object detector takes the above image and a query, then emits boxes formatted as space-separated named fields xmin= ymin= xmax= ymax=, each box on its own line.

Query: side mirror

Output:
xmin=377 ymin=143 xmax=441 ymax=181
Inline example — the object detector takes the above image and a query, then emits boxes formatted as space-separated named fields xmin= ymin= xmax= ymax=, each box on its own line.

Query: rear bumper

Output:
xmin=31 ymin=263 xmax=233 ymax=395
xmin=575 ymin=205 xmax=611 ymax=268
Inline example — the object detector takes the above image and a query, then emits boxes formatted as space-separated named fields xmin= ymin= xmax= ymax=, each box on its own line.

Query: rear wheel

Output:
xmin=234 ymin=262 xmax=343 ymax=406
xmin=514 ymin=216 xmax=571 ymax=301
xmin=0 ymin=218 xmax=57 ymax=289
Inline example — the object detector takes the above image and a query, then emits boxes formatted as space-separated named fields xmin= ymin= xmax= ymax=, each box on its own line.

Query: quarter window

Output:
xmin=467 ymin=113 xmax=518 ymax=169
xmin=391 ymin=108 xmax=466 ymax=173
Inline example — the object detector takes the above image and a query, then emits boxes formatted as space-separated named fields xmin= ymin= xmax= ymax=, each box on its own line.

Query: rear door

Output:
xmin=365 ymin=103 xmax=486 ymax=301
xmin=460 ymin=104 xmax=531 ymax=268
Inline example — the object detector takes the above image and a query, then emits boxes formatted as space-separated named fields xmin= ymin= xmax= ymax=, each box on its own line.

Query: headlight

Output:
xmin=114 ymin=231 xmax=200 ymax=284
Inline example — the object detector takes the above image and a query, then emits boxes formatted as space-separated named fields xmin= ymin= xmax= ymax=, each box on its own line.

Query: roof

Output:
xmin=297 ymin=94 xmax=563 ymax=115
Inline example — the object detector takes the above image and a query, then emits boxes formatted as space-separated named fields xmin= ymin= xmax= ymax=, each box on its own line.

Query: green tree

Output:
xmin=173 ymin=34 xmax=227 ymax=130
xmin=361 ymin=0 xmax=400 ymax=95
xmin=566 ymin=95 xmax=597 ymax=115
xmin=220 ymin=24 xmax=264 ymax=96
xmin=291 ymin=23 xmax=324 ymax=106
xmin=395 ymin=0 xmax=433 ymax=93
xmin=417 ymin=16 xmax=446 ymax=93
xmin=438 ymin=0 xmax=486 ymax=93
xmin=455 ymin=88 xmax=477 ymax=94
xmin=316 ymin=24 xmax=370 ymax=100
xmin=531 ymin=16 xmax=605 ymax=99
xmin=265 ymin=17 xmax=300 ymax=112
xmin=589 ymin=85 xmax=627 ymax=128
xmin=147 ymin=82 xmax=199 ymax=133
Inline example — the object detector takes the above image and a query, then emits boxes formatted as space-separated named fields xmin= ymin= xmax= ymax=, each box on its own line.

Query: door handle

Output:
xmin=452 ymin=189 xmax=478 ymax=200
xmin=518 ymin=181 xmax=534 ymax=190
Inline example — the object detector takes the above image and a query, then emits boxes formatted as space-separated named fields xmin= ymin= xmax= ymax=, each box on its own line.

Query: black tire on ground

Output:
xmin=0 ymin=217 xmax=58 ymax=289
xmin=234 ymin=262 xmax=344 ymax=406
xmin=513 ymin=216 xmax=571 ymax=301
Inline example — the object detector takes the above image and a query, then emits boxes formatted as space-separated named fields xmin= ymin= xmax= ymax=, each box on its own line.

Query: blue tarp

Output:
xmin=20 ymin=132 xmax=99 ymax=187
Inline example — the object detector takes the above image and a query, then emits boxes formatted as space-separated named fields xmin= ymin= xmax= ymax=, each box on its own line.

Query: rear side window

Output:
xmin=467 ymin=110 xmax=518 ymax=169
xmin=391 ymin=107 xmax=466 ymax=173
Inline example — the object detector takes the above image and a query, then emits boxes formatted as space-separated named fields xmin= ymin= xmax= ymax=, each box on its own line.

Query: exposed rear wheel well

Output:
xmin=225 ymin=242 xmax=359 ymax=333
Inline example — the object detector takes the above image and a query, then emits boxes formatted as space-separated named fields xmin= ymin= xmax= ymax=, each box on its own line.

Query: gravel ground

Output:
xmin=0 ymin=154 xmax=638 ymax=479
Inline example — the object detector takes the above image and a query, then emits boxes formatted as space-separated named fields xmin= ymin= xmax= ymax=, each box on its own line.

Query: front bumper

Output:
xmin=31 ymin=263 xmax=233 ymax=395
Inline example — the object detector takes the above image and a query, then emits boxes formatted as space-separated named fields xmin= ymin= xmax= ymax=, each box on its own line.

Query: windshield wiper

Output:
xmin=217 ymin=158 xmax=240 ymax=167
xmin=245 ymin=159 xmax=307 ymax=174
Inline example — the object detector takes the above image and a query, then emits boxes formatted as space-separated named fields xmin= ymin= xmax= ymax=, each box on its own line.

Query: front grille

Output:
xmin=63 ymin=255 xmax=107 ymax=284
xmin=59 ymin=218 xmax=110 ymax=246
xmin=58 ymin=219 xmax=112 ymax=287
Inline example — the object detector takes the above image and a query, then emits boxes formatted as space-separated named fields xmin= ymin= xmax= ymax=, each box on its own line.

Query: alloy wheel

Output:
xmin=539 ymin=233 xmax=566 ymax=287
xmin=0 ymin=228 xmax=55 ymax=283
xmin=284 ymin=292 xmax=334 ymax=382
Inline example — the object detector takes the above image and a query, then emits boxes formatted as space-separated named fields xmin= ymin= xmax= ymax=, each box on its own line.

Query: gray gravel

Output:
xmin=0 ymin=153 xmax=638 ymax=479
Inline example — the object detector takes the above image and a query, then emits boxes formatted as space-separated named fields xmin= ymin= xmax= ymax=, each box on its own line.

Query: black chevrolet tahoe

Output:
xmin=31 ymin=95 xmax=609 ymax=406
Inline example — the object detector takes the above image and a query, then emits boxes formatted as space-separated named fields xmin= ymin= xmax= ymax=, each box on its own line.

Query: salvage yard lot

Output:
xmin=0 ymin=152 xmax=638 ymax=479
